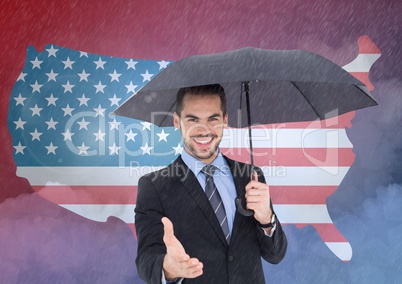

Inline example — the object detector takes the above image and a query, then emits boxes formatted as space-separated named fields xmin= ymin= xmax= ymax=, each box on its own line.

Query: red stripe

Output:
xmin=232 ymin=112 xmax=355 ymax=129
xmin=222 ymin=148 xmax=355 ymax=167
xmin=349 ymin=72 xmax=374 ymax=91
xmin=357 ymin=35 xmax=381 ymax=54
xmin=292 ymin=223 xmax=348 ymax=242
xmin=270 ymin=186 xmax=337 ymax=204
xmin=128 ymin=223 xmax=137 ymax=239
xmin=33 ymin=186 xmax=137 ymax=204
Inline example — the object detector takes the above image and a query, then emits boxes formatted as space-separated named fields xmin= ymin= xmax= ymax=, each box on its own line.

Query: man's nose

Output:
xmin=193 ymin=122 xmax=212 ymax=134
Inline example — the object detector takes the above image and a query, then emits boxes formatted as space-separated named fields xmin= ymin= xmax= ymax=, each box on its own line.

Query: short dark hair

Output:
xmin=175 ymin=84 xmax=227 ymax=116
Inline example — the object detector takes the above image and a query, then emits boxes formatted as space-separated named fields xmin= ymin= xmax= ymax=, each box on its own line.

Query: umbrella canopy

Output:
xmin=114 ymin=47 xmax=377 ymax=128
xmin=114 ymin=47 xmax=378 ymax=216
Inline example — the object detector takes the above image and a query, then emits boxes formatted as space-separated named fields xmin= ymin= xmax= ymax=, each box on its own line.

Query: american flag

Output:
xmin=8 ymin=35 xmax=380 ymax=262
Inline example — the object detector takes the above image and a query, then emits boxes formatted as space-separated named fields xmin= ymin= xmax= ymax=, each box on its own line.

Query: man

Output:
xmin=135 ymin=84 xmax=287 ymax=283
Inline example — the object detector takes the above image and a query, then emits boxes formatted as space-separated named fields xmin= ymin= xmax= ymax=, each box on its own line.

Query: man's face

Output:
xmin=174 ymin=93 xmax=228 ymax=165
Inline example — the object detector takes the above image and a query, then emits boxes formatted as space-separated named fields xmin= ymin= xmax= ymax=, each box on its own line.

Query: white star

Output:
xmin=109 ymin=94 xmax=121 ymax=106
xmin=125 ymin=59 xmax=138 ymax=70
xmin=109 ymin=70 xmax=121 ymax=82
xmin=79 ymin=51 xmax=88 ymax=57
xmin=14 ymin=94 xmax=26 ymax=106
xmin=17 ymin=72 xmax=27 ymax=81
xmin=78 ymin=70 xmax=90 ymax=82
xmin=108 ymin=143 xmax=121 ymax=155
xmin=77 ymin=118 xmax=90 ymax=130
xmin=173 ymin=143 xmax=183 ymax=155
xmin=45 ymin=118 xmax=58 ymax=130
xmin=14 ymin=142 xmax=26 ymax=154
xmin=62 ymin=129 xmax=74 ymax=141
xmin=125 ymin=129 xmax=138 ymax=142
xmin=77 ymin=142 xmax=90 ymax=155
xmin=140 ymin=142 xmax=153 ymax=155
xmin=30 ymin=80 xmax=43 ymax=93
xmin=45 ymin=94 xmax=58 ymax=106
xmin=77 ymin=94 xmax=90 ymax=106
xmin=93 ymin=104 xmax=106 ymax=117
xmin=62 ymin=81 xmax=75 ymax=93
xmin=109 ymin=118 xmax=121 ymax=130
xmin=94 ymin=129 xmax=106 ymax=142
xmin=156 ymin=129 xmax=170 ymax=142
xmin=94 ymin=81 xmax=106 ymax=93
xmin=45 ymin=69 xmax=58 ymax=81
xmin=125 ymin=81 xmax=138 ymax=93
xmin=30 ymin=129 xmax=43 ymax=141
xmin=62 ymin=57 xmax=75 ymax=69
xmin=30 ymin=104 xmax=43 ymax=116
xmin=94 ymin=57 xmax=106 ymax=69
xmin=46 ymin=45 xmax=59 ymax=57
xmin=62 ymin=104 xmax=74 ymax=116
xmin=14 ymin=118 xmax=26 ymax=130
xmin=30 ymin=57 xmax=43 ymax=69
xmin=141 ymin=121 xmax=152 ymax=131
xmin=45 ymin=142 xmax=58 ymax=155
xmin=141 ymin=70 xmax=153 ymax=82
xmin=157 ymin=60 xmax=170 ymax=69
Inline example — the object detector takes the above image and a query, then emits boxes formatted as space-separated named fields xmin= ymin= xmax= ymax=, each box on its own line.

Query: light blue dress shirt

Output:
xmin=181 ymin=149 xmax=237 ymax=234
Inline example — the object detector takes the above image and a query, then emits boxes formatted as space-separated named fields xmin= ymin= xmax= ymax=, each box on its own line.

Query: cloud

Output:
xmin=0 ymin=193 xmax=141 ymax=283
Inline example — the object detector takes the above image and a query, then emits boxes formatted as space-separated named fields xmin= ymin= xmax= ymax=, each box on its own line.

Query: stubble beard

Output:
xmin=184 ymin=135 xmax=221 ymax=162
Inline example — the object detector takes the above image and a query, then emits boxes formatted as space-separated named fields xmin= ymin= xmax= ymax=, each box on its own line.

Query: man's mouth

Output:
xmin=192 ymin=136 xmax=215 ymax=146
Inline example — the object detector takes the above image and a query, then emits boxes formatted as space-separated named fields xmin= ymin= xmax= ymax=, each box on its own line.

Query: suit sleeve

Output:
xmin=135 ymin=175 xmax=166 ymax=284
xmin=254 ymin=166 xmax=288 ymax=264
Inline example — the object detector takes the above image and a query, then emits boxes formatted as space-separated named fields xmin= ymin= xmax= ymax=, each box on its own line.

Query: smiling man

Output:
xmin=135 ymin=84 xmax=287 ymax=284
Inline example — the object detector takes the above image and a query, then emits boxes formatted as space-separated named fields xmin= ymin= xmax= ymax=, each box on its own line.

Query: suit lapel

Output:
xmin=175 ymin=157 xmax=229 ymax=248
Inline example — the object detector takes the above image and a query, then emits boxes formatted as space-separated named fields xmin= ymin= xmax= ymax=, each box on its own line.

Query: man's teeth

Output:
xmin=194 ymin=137 xmax=213 ymax=144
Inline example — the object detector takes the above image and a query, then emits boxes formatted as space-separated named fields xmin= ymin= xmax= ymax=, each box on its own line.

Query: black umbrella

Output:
xmin=114 ymin=47 xmax=378 ymax=216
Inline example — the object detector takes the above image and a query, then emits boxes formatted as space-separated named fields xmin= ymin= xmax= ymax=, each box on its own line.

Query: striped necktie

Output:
xmin=202 ymin=165 xmax=230 ymax=244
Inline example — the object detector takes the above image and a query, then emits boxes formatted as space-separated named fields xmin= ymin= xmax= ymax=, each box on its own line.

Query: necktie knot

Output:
xmin=202 ymin=165 xmax=217 ymax=177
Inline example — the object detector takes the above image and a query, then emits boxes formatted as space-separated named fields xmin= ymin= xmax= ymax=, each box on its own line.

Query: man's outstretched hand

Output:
xmin=162 ymin=217 xmax=204 ymax=281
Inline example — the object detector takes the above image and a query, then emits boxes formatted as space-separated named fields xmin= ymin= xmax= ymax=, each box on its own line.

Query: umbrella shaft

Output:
xmin=243 ymin=81 xmax=254 ymax=169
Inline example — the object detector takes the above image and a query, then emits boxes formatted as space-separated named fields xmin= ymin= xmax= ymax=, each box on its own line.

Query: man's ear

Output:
xmin=173 ymin=112 xmax=180 ymax=129
xmin=224 ymin=113 xmax=228 ymax=127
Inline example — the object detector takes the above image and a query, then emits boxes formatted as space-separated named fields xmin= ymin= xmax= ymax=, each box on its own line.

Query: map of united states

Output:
xmin=8 ymin=35 xmax=380 ymax=262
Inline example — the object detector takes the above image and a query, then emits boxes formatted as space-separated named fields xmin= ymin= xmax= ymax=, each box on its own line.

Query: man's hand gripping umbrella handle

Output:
xmin=235 ymin=166 xmax=256 ymax=217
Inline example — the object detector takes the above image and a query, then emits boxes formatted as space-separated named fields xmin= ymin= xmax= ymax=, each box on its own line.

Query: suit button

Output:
xmin=228 ymin=256 xmax=234 ymax=261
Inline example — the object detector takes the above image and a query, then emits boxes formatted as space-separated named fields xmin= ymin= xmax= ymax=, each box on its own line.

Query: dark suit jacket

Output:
xmin=135 ymin=155 xmax=287 ymax=284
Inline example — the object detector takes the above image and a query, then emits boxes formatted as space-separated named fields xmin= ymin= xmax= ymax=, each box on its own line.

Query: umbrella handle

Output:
xmin=235 ymin=197 xmax=254 ymax=216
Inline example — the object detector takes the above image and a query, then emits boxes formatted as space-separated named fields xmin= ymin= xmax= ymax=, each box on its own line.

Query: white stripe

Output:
xmin=208 ymin=188 xmax=217 ymax=201
xmin=261 ymin=166 xmax=350 ymax=186
xmin=273 ymin=205 xmax=332 ymax=223
xmin=215 ymin=201 xmax=222 ymax=213
xmin=60 ymin=204 xmax=135 ymax=223
xmin=220 ymin=216 xmax=227 ymax=226
xmin=325 ymin=242 xmax=353 ymax=261
xmin=342 ymin=53 xmax=381 ymax=72
xmin=18 ymin=166 xmax=350 ymax=186
xmin=221 ymin=128 xmax=352 ymax=148
xmin=17 ymin=166 xmax=161 ymax=186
